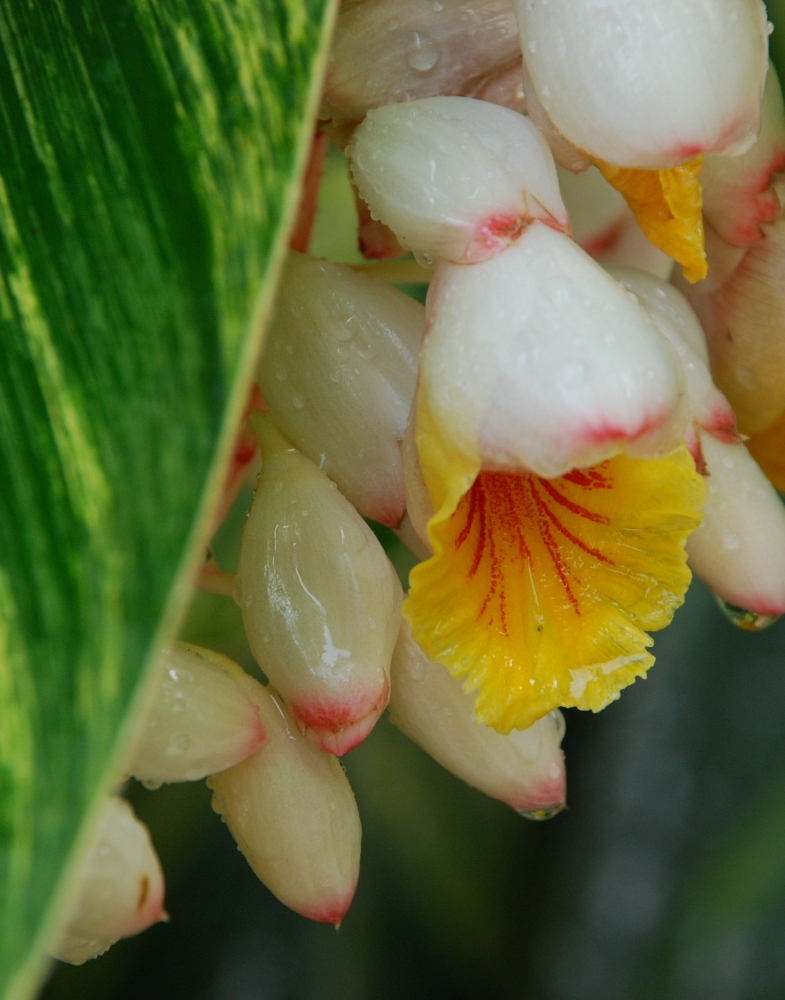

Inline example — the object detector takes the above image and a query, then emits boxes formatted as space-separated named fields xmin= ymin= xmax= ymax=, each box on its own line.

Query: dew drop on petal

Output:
xmin=406 ymin=32 xmax=439 ymax=72
xmin=292 ymin=395 xmax=305 ymax=409
xmin=714 ymin=595 xmax=781 ymax=631
xmin=723 ymin=532 xmax=740 ymax=550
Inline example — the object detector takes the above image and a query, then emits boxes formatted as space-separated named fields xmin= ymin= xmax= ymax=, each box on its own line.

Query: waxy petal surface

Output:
xmin=516 ymin=0 xmax=768 ymax=169
xmin=348 ymin=97 xmax=567 ymax=264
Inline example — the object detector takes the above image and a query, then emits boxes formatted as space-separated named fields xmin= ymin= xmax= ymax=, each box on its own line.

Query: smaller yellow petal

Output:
xmin=747 ymin=409 xmax=785 ymax=493
xmin=592 ymin=155 xmax=708 ymax=283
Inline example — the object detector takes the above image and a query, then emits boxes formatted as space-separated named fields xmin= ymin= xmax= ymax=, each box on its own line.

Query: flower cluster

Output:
xmin=51 ymin=0 xmax=785 ymax=965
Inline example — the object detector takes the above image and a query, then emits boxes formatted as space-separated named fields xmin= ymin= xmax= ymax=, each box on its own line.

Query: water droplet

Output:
xmin=167 ymin=732 xmax=192 ymax=754
xmin=406 ymin=32 xmax=439 ymax=72
xmin=292 ymin=395 xmax=305 ymax=409
xmin=275 ymin=368 xmax=287 ymax=381
xmin=528 ymin=39 xmax=539 ymax=53
xmin=546 ymin=274 xmax=574 ymax=303
xmin=541 ymin=84 xmax=550 ymax=97
xmin=561 ymin=361 xmax=586 ymax=386
xmin=723 ymin=532 xmax=740 ymax=550
xmin=714 ymin=594 xmax=780 ymax=631
xmin=367 ymin=617 xmax=376 ymax=630
xmin=356 ymin=341 xmax=374 ymax=359
xmin=407 ymin=656 xmax=426 ymax=680
xmin=736 ymin=364 xmax=758 ymax=389
xmin=142 ymin=778 xmax=163 ymax=790
xmin=414 ymin=249 xmax=434 ymax=267
xmin=722 ymin=455 xmax=734 ymax=469
xmin=768 ymin=20 xmax=774 ymax=34
xmin=432 ymin=1 xmax=443 ymax=9
xmin=519 ymin=802 xmax=564 ymax=821
xmin=333 ymin=319 xmax=354 ymax=341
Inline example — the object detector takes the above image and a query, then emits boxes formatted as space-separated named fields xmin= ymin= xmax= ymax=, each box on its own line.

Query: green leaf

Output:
xmin=0 ymin=0 xmax=337 ymax=995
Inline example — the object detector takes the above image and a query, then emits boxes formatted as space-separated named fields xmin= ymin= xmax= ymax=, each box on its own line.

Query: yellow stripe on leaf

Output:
xmin=403 ymin=393 xmax=705 ymax=733
xmin=592 ymin=155 xmax=708 ymax=283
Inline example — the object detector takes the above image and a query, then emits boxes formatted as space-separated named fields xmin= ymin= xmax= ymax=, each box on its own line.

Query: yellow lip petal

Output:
xmin=403 ymin=390 xmax=705 ymax=733
xmin=591 ymin=155 xmax=708 ymax=283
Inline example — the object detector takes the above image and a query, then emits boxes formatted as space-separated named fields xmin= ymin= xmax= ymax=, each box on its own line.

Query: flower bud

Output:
xmin=702 ymin=62 xmax=785 ymax=248
xmin=208 ymin=674 xmax=361 ymax=925
xmin=674 ymin=215 xmax=785 ymax=436
xmin=321 ymin=0 xmax=523 ymax=146
xmin=516 ymin=0 xmax=768 ymax=169
xmin=127 ymin=643 xmax=267 ymax=786
xmin=606 ymin=267 xmax=737 ymax=438
xmin=389 ymin=622 xmax=566 ymax=816
xmin=686 ymin=431 xmax=785 ymax=617
xmin=420 ymin=222 xmax=688 ymax=480
xmin=236 ymin=415 xmax=403 ymax=756
xmin=50 ymin=797 xmax=165 ymax=965
xmin=259 ymin=252 xmax=424 ymax=527
xmin=348 ymin=97 xmax=568 ymax=264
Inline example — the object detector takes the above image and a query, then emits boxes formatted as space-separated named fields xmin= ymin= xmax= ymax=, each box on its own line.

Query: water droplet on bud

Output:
xmin=406 ymin=32 xmax=439 ymax=72
xmin=714 ymin=595 xmax=781 ymax=631
xmin=519 ymin=802 xmax=564 ymax=821
xmin=292 ymin=395 xmax=305 ymax=410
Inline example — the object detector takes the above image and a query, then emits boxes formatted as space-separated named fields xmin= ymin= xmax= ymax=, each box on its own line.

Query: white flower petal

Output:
xmin=389 ymin=623 xmax=566 ymax=814
xmin=702 ymin=62 xmax=785 ymax=247
xmin=209 ymin=676 xmax=361 ymax=924
xmin=421 ymin=222 xmax=688 ymax=478
xmin=322 ymin=0 xmax=523 ymax=145
xmin=686 ymin=432 xmax=785 ymax=616
xmin=348 ymin=96 xmax=568 ymax=264
xmin=128 ymin=644 xmax=266 ymax=785
xmin=516 ymin=0 xmax=768 ymax=168
xmin=50 ymin=798 xmax=165 ymax=965
xmin=236 ymin=418 xmax=402 ymax=756
xmin=260 ymin=252 xmax=424 ymax=527
xmin=607 ymin=267 xmax=736 ymax=434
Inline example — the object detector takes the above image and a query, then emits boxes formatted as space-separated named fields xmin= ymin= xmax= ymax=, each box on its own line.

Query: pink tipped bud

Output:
xmin=607 ymin=268 xmax=737 ymax=438
xmin=50 ymin=798 xmax=165 ymax=965
xmin=389 ymin=623 xmax=566 ymax=816
xmin=259 ymin=252 xmax=423 ymax=527
xmin=702 ymin=63 xmax=785 ymax=248
xmin=128 ymin=643 xmax=266 ymax=786
xmin=208 ymin=675 xmax=361 ymax=924
xmin=321 ymin=0 xmax=523 ymax=145
xmin=686 ymin=431 xmax=785 ymax=617
xmin=348 ymin=97 xmax=568 ymax=264
xmin=674 ymin=216 xmax=785 ymax=436
xmin=516 ymin=0 xmax=768 ymax=168
xmin=422 ymin=222 xmax=689 ymax=479
xmin=236 ymin=415 xmax=403 ymax=755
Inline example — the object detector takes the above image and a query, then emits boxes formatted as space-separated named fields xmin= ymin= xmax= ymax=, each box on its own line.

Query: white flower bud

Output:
xmin=516 ymin=0 xmax=768 ymax=168
xmin=686 ymin=431 xmax=785 ymax=617
xmin=389 ymin=623 xmax=566 ymax=816
xmin=50 ymin=798 xmax=165 ymax=965
xmin=236 ymin=416 xmax=403 ymax=756
xmin=208 ymin=675 xmax=361 ymax=925
xmin=127 ymin=643 xmax=267 ymax=786
xmin=348 ymin=97 xmax=568 ymax=264
xmin=519 ymin=58 xmax=590 ymax=173
xmin=322 ymin=0 xmax=523 ymax=145
xmin=558 ymin=167 xmax=673 ymax=278
xmin=259 ymin=252 xmax=423 ymax=528
xmin=606 ymin=267 xmax=737 ymax=437
xmin=674 ymin=216 xmax=785 ymax=435
xmin=421 ymin=222 xmax=688 ymax=479
xmin=702 ymin=62 xmax=785 ymax=247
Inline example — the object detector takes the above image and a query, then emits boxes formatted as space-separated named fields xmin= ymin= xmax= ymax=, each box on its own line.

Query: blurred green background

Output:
xmin=38 ymin=5 xmax=785 ymax=997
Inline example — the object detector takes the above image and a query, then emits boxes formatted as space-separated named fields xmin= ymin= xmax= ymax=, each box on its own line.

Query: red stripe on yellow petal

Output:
xmin=403 ymin=440 xmax=704 ymax=733
xmin=591 ymin=155 xmax=707 ymax=283
xmin=747 ymin=409 xmax=785 ymax=493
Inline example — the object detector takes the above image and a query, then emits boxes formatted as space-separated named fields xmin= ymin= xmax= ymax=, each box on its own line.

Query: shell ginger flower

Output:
xmin=403 ymin=224 xmax=706 ymax=733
